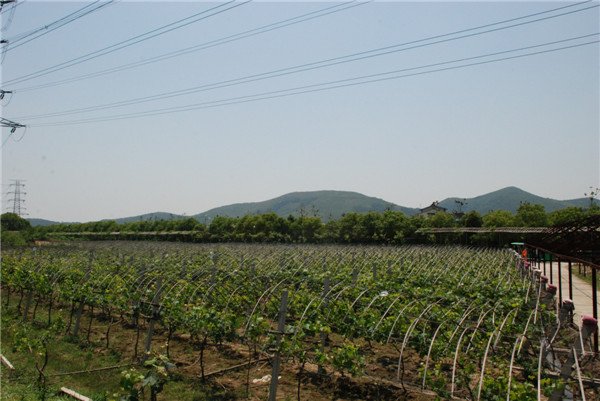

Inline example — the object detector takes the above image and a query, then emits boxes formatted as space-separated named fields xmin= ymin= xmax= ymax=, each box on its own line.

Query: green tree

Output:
xmin=548 ymin=207 xmax=585 ymax=226
xmin=1 ymin=212 xmax=31 ymax=231
xmin=380 ymin=210 xmax=409 ymax=244
xmin=290 ymin=216 xmax=323 ymax=243
xmin=208 ymin=216 xmax=237 ymax=241
xmin=426 ymin=212 xmax=455 ymax=228
xmin=1 ymin=213 xmax=32 ymax=246
xmin=322 ymin=219 xmax=339 ymax=243
xmin=337 ymin=213 xmax=361 ymax=243
xmin=482 ymin=210 xmax=514 ymax=228
xmin=357 ymin=212 xmax=382 ymax=243
xmin=458 ymin=211 xmax=483 ymax=227
xmin=586 ymin=204 xmax=600 ymax=216
xmin=406 ymin=215 xmax=427 ymax=238
xmin=514 ymin=202 xmax=548 ymax=227
xmin=261 ymin=212 xmax=290 ymax=242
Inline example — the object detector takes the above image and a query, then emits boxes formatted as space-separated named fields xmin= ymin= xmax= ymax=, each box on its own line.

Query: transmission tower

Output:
xmin=6 ymin=179 xmax=27 ymax=216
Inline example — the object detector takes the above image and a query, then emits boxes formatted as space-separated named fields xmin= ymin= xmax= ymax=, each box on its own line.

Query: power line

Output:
xmin=12 ymin=0 xmax=367 ymax=93
xmin=27 ymin=35 xmax=599 ymax=128
xmin=2 ymin=1 xmax=116 ymax=53
xmin=15 ymin=3 xmax=599 ymax=122
xmin=3 ymin=0 xmax=249 ymax=86
xmin=6 ymin=1 xmax=103 ymax=43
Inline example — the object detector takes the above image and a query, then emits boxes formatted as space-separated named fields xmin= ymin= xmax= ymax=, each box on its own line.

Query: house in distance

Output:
xmin=419 ymin=202 xmax=447 ymax=219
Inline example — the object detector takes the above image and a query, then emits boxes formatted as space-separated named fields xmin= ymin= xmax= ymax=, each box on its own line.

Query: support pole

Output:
xmin=557 ymin=257 xmax=562 ymax=305
xmin=592 ymin=267 xmax=598 ymax=354
xmin=543 ymin=254 xmax=546 ymax=276
xmin=568 ymin=260 xmax=573 ymax=301
xmin=268 ymin=290 xmax=288 ymax=401
xmin=319 ymin=276 xmax=330 ymax=375
xmin=549 ymin=254 xmax=553 ymax=284
xmin=142 ymin=277 xmax=163 ymax=362
xmin=73 ymin=253 xmax=93 ymax=337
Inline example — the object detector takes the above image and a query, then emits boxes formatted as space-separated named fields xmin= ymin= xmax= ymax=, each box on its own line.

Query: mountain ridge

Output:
xmin=27 ymin=186 xmax=597 ymax=226
xmin=437 ymin=186 xmax=592 ymax=215
xmin=192 ymin=190 xmax=418 ymax=223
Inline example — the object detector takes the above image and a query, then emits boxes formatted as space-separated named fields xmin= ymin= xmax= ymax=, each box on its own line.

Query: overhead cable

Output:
xmin=2 ymin=1 xmax=116 ymax=53
xmin=27 ymin=35 xmax=599 ymax=128
xmin=15 ymin=3 xmax=599 ymax=121
xmin=3 ymin=0 xmax=249 ymax=86
xmin=12 ymin=0 xmax=367 ymax=92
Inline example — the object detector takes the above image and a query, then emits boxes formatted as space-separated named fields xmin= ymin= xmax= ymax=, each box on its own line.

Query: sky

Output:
xmin=1 ymin=0 xmax=599 ymax=222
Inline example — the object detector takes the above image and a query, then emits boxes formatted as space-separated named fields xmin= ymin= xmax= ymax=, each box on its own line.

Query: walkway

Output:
xmin=540 ymin=261 xmax=599 ymax=326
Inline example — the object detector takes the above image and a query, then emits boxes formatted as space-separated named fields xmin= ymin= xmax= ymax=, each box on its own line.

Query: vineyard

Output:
xmin=1 ymin=241 xmax=598 ymax=400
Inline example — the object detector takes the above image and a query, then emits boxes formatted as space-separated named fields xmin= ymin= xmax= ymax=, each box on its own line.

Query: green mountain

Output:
xmin=27 ymin=218 xmax=78 ymax=227
xmin=105 ymin=212 xmax=188 ymax=224
xmin=438 ymin=186 xmax=596 ymax=215
xmin=27 ymin=187 xmax=597 ymax=226
xmin=28 ymin=212 xmax=187 ymax=227
xmin=193 ymin=190 xmax=418 ymax=223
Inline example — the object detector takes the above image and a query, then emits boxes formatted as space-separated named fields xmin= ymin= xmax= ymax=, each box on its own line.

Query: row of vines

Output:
xmin=1 ymin=241 xmax=597 ymax=400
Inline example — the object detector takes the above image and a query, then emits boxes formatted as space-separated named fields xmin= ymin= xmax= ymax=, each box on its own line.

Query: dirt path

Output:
xmin=540 ymin=261 xmax=599 ymax=325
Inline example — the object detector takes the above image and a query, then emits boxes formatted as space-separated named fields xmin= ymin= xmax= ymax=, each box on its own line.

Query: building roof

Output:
xmin=420 ymin=202 xmax=447 ymax=213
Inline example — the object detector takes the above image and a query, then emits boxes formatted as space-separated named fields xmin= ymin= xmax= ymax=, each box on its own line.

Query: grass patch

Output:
xmin=1 ymin=306 xmax=121 ymax=400
xmin=570 ymin=262 xmax=600 ymax=287
xmin=0 ymin=297 xmax=230 ymax=401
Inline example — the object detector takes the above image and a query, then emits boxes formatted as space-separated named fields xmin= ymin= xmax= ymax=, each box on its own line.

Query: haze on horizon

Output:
xmin=1 ymin=1 xmax=598 ymax=222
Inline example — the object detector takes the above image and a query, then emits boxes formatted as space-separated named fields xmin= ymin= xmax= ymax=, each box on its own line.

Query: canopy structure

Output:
xmin=527 ymin=213 xmax=600 ymax=270
xmin=416 ymin=227 xmax=547 ymax=234
xmin=526 ymin=213 xmax=600 ymax=354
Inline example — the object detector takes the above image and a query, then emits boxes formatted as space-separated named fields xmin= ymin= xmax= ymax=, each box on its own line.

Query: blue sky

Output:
xmin=1 ymin=1 xmax=599 ymax=222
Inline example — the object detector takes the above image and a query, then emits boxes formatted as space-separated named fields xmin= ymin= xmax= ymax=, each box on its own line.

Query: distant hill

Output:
xmin=27 ymin=212 xmax=187 ymax=227
xmin=27 ymin=218 xmax=78 ymax=227
xmin=105 ymin=212 xmax=188 ymax=224
xmin=193 ymin=191 xmax=419 ymax=223
xmin=27 ymin=187 xmax=598 ymax=226
xmin=438 ymin=186 xmax=597 ymax=215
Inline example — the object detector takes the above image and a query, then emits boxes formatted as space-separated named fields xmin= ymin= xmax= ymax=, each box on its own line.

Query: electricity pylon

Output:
xmin=6 ymin=179 xmax=26 ymax=216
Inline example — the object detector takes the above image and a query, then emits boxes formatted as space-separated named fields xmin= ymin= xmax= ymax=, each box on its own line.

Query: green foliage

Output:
xmin=1 ymin=212 xmax=32 ymax=231
xmin=1 ymin=230 xmax=28 ymax=246
xmin=548 ymin=206 xmax=585 ymax=225
xmin=514 ymin=202 xmax=548 ymax=227
xmin=458 ymin=211 xmax=483 ymax=227
xmin=482 ymin=210 xmax=514 ymax=228
xmin=115 ymin=368 xmax=145 ymax=401
xmin=585 ymin=203 xmax=600 ymax=216
xmin=1 ymin=242 xmax=564 ymax=400
xmin=426 ymin=212 xmax=456 ymax=228
xmin=1 ymin=212 xmax=33 ymax=246
xmin=31 ymin=199 xmax=596 ymax=247
xmin=479 ymin=374 xmax=536 ymax=401
xmin=330 ymin=340 xmax=364 ymax=377
xmin=111 ymin=354 xmax=176 ymax=401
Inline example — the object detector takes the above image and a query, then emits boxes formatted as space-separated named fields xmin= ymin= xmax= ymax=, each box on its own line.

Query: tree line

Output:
xmin=3 ymin=201 xmax=597 ymax=247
